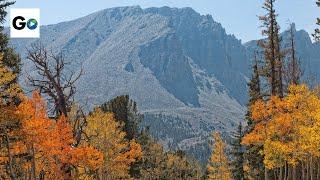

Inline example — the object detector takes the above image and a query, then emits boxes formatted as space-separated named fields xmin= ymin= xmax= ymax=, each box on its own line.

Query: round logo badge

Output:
xmin=27 ymin=18 xmax=38 ymax=30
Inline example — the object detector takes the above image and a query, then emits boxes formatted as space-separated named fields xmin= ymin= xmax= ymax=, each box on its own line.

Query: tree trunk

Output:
xmin=278 ymin=57 xmax=284 ymax=98
xmin=317 ymin=159 xmax=320 ymax=180
xmin=302 ymin=162 xmax=305 ymax=180
xmin=284 ymin=163 xmax=287 ymax=180
xmin=306 ymin=160 xmax=310 ymax=180
xmin=278 ymin=166 xmax=283 ymax=180
xmin=265 ymin=167 xmax=269 ymax=180
xmin=292 ymin=165 xmax=297 ymax=180
xmin=39 ymin=170 xmax=45 ymax=180
xmin=31 ymin=145 xmax=37 ymax=180
xmin=310 ymin=157 xmax=314 ymax=180
xmin=4 ymin=129 xmax=16 ymax=179
xmin=287 ymin=164 xmax=290 ymax=180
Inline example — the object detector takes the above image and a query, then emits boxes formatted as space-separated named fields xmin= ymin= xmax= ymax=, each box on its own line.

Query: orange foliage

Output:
xmin=16 ymin=91 xmax=103 ymax=178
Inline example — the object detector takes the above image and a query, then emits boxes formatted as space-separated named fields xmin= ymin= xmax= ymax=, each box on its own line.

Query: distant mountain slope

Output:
xmin=11 ymin=6 xmax=249 ymax=108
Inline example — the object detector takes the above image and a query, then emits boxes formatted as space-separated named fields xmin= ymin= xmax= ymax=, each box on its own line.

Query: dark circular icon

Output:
xmin=27 ymin=18 xmax=38 ymax=30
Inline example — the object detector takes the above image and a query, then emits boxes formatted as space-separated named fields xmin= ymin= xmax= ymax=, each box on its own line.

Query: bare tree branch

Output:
xmin=26 ymin=42 xmax=83 ymax=117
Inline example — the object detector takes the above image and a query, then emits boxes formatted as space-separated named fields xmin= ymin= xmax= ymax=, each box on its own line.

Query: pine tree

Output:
xmin=258 ymin=0 xmax=284 ymax=98
xmin=0 ymin=0 xmax=21 ymax=78
xmin=231 ymin=123 xmax=245 ymax=180
xmin=246 ymin=53 xmax=262 ymax=126
xmin=101 ymin=95 xmax=142 ymax=140
xmin=207 ymin=132 xmax=232 ymax=180
xmin=313 ymin=0 xmax=320 ymax=41
xmin=253 ymin=1 xmax=285 ymax=179
xmin=243 ymin=53 xmax=265 ymax=180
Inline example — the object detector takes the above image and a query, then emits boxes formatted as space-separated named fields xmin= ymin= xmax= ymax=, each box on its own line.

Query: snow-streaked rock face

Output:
xmin=10 ymin=6 xmax=319 ymax=162
xmin=12 ymin=6 xmax=249 ymax=110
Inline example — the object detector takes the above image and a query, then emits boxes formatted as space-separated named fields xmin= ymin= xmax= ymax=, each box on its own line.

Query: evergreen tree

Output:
xmin=0 ymin=1 xmax=23 ymax=178
xmin=251 ymin=1 xmax=285 ymax=179
xmin=0 ymin=0 xmax=21 ymax=76
xmin=244 ymin=53 xmax=265 ymax=180
xmin=246 ymin=53 xmax=262 ymax=126
xmin=258 ymin=0 xmax=284 ymax=98
xmin=129 ymin=127 xmax=152 ymax=178
xmin=231 ymin=123 xmax=245 ymax=180
xmin=207 ymin=132 xmax=232 ymax=180
xmin=0 ymin=0 xmax=21 ymax=106
xmin=313 ymin=0 xmax=320 ymax=41
xmin=101 ymin=95 xmax=142 ymax=140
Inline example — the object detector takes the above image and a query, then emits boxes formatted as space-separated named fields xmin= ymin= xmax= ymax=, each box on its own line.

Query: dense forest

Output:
xmin=1 ymin=0 xmax=320 ymax=179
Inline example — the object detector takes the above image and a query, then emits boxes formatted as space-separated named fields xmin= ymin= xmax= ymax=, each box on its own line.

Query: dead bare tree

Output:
xmin=26 ymin=43 xmax=83 ymax=117
xmin=284 ymin=24 xmax=302 ymax=88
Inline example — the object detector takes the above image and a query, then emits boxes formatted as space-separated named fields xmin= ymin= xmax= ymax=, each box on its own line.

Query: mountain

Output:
xmin=8 ymin=6 xmax=320 ymax=162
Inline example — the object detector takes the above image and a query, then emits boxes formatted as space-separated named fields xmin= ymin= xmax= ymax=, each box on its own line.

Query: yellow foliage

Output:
xmin=139 ymin=142 xmax=167 ymax=179
xmin=85 ymin=108 xmax=142 ymax=179
xmin=243 ymin=84 xmax=320 ymax=169
xmin=0 ymin=54 xmax=21 ymax=103
xmin=207 ymin=132 xmax=232 ymax=180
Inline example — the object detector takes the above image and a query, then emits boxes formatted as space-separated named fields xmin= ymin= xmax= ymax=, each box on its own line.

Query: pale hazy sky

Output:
xmin=7 ymin=0 xmax=319 ymax=42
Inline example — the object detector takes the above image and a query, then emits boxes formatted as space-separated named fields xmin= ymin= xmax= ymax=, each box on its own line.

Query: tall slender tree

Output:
xmin=0 ymin=0 xmax=21 ymax=77
xmin=0 ymin=0 xmax=21 ymax=103
xmin=258 ymin=0 xmax=284 ymax=98
xmin=246 ymin=52 xmax=262 ymax=126
xmin=284 ymin=24 xmax=301 ymax=87
xmin=231 ymin=123 xmax=245 ymax=180
xmin=244 ymin=53 xmax=265 ymax=180
xmin=0 ymin=1 xmax=24 ymax=179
